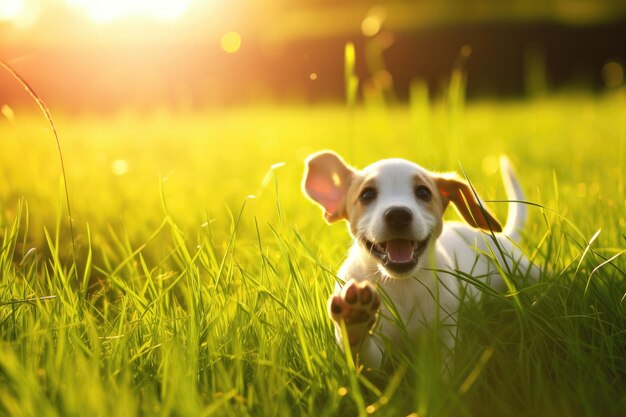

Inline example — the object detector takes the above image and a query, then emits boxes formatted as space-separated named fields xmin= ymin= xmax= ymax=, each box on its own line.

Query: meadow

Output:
xmin=0 ymin=90 xmax=625 ymax=416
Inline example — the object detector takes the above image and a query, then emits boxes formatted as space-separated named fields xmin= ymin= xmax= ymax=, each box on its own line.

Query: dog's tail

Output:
xmin=500 ymin=156 xmax=526 ymax=241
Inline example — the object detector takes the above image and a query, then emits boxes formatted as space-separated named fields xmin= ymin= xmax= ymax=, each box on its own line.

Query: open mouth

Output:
xmin=360 ymin=236 xmax=430 ymax=274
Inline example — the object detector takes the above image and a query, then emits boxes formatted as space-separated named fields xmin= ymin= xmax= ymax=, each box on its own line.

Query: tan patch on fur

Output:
xmin=434 ymin=175 xmax=503 ymax=232
xmin=414 ymin=173 xmax=445 ymax=238
xmin=345 ymin=175 xmax=374 ymax=236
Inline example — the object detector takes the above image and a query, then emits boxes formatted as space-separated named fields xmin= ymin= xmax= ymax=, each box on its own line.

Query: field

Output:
xmin=1 ymin=92 xmax=625 ymax=416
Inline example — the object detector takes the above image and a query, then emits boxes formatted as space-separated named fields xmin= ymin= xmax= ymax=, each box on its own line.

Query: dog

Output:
xmin=302 ymin=151 xmax=538 ymax=369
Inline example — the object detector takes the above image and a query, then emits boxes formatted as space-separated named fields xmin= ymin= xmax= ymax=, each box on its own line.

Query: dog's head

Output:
xmin=303 ymin=151 xmax=502 ymax=277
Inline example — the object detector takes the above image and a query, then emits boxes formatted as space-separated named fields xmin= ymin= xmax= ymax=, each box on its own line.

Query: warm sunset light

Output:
xmin=0 ymin=0 xmax=39 ymax=27
xmin=70 ymin=0 xmax=192 ymax=23
xmin=0 ymin=0 xmax=192 ymax=26
xmin=0 ymin=0 xmax=23 ymax=21
xmin=1 ymin=2 xmax=626 ymax=415
xmin=0 ymin=0 xmax=193 ymax=28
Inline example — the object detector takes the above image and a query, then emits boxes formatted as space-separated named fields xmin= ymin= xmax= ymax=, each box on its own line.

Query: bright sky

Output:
xmin=0 ymin=0 xmax=194 ymax=26
xmin=0 ymin=0 xmax=25 ymax=22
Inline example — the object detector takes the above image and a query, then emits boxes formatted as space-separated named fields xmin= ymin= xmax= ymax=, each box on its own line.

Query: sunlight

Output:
xmin=68 ymin=0 xmax=192 ymax=23
xmin=0 ymin=0 xmax=23 ymax=21
xmin=0 ymin=0 xmax=40 ymax=28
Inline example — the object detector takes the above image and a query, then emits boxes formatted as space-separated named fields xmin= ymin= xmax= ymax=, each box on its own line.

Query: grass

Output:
xmin=0 ymin=90 xmax=625 ymax=416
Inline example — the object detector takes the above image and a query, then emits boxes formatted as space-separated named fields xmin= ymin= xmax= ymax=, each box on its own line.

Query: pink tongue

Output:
xmin=386 ymin=239 xmax=414 ymax=263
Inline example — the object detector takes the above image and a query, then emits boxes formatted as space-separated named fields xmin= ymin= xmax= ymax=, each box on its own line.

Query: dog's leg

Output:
xmin=328 ymin=280 xmax=382 ymax=366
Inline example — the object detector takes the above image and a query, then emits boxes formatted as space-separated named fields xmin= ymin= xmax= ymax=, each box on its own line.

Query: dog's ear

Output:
xmin=434 ymin=175 xmax=503 ymax=232
xmin=303 ymin=151 xmax=356 ymax=223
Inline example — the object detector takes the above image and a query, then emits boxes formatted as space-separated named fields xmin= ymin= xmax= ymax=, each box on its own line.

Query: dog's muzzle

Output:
xmin=361 ymin=236 xmax=430 ymax=274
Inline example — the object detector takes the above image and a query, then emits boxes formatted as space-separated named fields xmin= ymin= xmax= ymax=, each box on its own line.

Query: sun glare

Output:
xmin=1 ymin=0 xmax=192 ymax=26
xmin=0 ymin=0 xmax=23 ymax=21
xmin=68 ymin=0 xmax=192 ymax=23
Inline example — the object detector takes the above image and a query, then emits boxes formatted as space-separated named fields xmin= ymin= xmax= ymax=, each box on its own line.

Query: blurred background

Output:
xmin=1 ymin=0 xmax=625 ymax=112
xmin=1 ymin=0 xmax=625 ymax=255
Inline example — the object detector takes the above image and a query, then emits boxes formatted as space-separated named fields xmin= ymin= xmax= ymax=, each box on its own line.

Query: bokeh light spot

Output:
xmin=221 ymin=32 xmax=242 ymax=54
xmin=602 ymin=61 xmax=624 ymax=88
xmin=374 ymin=70 xmax=393 ymax=89
xmin=309 ymin=72 xmax=318 ymax=80
xmin=361 ymin=16 xmax=381 ymax=37
xmin=361 ymin=6 xmax=386 ymax=37
xmin=481 ymin=155 xmax=499 ymax=176
xmin=111 ymin=159 xmax=129 ymax=176
xmin=460 ymin=44 xmax=473 ymax=58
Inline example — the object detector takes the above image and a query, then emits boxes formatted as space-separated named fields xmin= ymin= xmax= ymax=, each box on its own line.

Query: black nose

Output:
xmin=384 ymin=207 xmax=413 ymax=229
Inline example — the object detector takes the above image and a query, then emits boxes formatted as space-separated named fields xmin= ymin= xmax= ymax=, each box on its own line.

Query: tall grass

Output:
xmin=0 ymin=89 xmax=625 ymax=416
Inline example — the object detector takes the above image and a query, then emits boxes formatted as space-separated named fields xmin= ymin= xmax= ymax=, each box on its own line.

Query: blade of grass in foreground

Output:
xmin=0 ymin=59 xmax=78 ymax=287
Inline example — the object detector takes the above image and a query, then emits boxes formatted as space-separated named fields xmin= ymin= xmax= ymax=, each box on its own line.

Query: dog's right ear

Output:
xmin=303 ymin=151 xmax=356 ymax=223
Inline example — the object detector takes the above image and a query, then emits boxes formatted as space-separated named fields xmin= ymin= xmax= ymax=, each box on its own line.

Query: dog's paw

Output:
xmin=328 ymin=279 xmax=380 ymax=347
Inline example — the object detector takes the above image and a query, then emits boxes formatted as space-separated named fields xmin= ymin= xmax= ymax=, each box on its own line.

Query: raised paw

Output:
xmin=328 ymin=279 xmax=380 ymax=346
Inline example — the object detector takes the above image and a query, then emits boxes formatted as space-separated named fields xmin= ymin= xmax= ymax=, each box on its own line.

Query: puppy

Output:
xmin=303 ymin=151 xmax=538 ymax=369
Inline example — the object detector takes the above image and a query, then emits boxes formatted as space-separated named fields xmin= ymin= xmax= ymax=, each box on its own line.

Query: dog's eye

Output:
xmin=414 ymin=185 xmax=432 ymax=201
xmin=359 ymin=187 xmax=377 ymax=203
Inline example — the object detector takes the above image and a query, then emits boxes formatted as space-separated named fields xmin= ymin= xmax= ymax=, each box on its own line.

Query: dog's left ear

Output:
xmin=435 ymin=176 xmax=503 ymax=232
xmin=303 ymin=151 xmax=356 ymax=223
